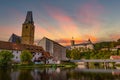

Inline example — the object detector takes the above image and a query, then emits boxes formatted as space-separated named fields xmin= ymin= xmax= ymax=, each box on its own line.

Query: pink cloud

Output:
xmin=110 ymin=34 xmax=120 ymax=41
xmin=35 ymin=24 xmax=55 ymax=39
xmin=77 ymin=0 xmax=104 ymax=33
xmin=0 ymin=26 xmax=21 ymax=41
xmin=83 ymin=34 xmax=98 ymax=42
xmin=44 ymin=5 xmax=80 ymax=38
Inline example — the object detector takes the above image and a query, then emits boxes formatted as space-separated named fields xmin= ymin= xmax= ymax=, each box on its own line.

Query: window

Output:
xmin=16 ymin=51 xmax=18 ymax=53
xmin=26 ymin=26 xmax=28 ymax=28
xmin=16 ymin=56 xmax=18 ymax=59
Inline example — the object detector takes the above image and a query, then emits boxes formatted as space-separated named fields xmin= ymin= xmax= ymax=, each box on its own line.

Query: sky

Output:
xmin=0 ymin=0 xmax=120 ymax=46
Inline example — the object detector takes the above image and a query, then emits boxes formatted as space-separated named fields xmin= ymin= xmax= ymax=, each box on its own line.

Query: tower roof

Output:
xmin=24 ymin=11 xmax=34 ymax=24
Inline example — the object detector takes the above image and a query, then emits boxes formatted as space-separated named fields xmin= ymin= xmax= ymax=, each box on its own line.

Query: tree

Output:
xmin=20 ymin=50 xmax=32 ymax=64
xmin=117 ymin=39 xmax=120 ymax=42
xmin=117 ymin=38 xmax=120 ymax=45
xmin=66 ymin=49 xmax=71 ymax=59
xmin=0 ymin=50 xmax=14 ymax=67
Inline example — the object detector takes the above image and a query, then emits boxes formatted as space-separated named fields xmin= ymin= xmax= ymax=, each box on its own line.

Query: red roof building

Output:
xmin=110 ymin=56 xmax=120 ymax=60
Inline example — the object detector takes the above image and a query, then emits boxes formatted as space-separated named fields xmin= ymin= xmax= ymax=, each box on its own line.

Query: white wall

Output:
xmin=32 ymin=52 xmax=42 ymax=61
xmin=12 ymin=50 xmax=21 ymax=62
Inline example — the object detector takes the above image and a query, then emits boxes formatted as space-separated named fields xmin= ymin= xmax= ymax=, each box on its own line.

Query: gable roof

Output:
xmin=39 ymin=37 xmax=65 ymax=48
xmin=8 ymin=33 xmax=21 ymax=43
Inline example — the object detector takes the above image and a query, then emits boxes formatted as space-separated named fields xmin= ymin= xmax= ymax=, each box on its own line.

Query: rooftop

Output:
xmin=0 ymin=41 xmax=44 ymax=53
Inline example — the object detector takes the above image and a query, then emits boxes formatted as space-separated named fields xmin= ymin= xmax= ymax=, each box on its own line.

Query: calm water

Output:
xmin=0 ymin=66 xmax=120 ymax=80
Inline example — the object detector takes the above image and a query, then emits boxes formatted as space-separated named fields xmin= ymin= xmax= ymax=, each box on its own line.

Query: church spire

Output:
xmin=24 ymin=11 xmax=34 ymax=24
xmin=22 ymin=11 xmax=35 ymax=45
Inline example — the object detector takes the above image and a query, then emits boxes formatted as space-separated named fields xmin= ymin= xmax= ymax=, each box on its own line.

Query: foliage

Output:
xmin=0 ymin=50 xmax=14 ymax=67
xmin=20 ymin=50 xmax=32 ymax=64
xmin=94 ymin=39 xmax=120 ymax=51
xmin=66 ymin=48 xmax=119 ymax=60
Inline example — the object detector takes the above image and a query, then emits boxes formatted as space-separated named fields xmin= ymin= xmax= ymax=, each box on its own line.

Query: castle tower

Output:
xmin=21 ymin=11 xmax=35 ymax=45
xmin=71 ymin=37 xmax=75 ymax=46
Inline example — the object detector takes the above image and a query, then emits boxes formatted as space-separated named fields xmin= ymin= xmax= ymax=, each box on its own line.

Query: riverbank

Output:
xmin=12 ymin=61 xmax=77 ymax=69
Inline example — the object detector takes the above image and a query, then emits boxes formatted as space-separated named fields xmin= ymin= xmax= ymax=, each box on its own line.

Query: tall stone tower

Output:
xmin=21 ymin=11 xmax=35 ymax=45
xmin=71 ymin=37 xmax=75 ymax=46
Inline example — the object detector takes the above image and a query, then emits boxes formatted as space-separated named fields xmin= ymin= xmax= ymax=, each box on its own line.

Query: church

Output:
xmin=8 ymin=11 xmax=35 ymax=45
xmin=0 ymin=11 xmax=49 ymax=63
xmin=0 ymin=11 xmax=66 ymax=63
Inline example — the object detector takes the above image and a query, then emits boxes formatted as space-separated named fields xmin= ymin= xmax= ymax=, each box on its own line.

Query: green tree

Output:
xmin=66 ymin=49 xmax=71 ymax=59
xmin=0 ymin=50 xmax=14 ymax=67
xmin=20 ymin=50 xmax=32 ymax=64
xmin=117 ymin=38 xmax=120 ymax=45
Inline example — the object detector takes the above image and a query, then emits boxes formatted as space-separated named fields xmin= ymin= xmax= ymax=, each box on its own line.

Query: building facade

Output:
xmin=0 ymin=41 xmax=48 ymax=63
xmin=70 ymin=39 xmax=94 ymax=51
xmin=38 ymin=37 xmax=66 ymax=61
xmin=21 ymin=11 xmax=35 ymax=45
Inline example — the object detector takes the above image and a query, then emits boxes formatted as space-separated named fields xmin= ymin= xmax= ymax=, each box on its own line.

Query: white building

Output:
xmin=38 ymin=37 xmax=66 ymax=61
xmin=0 ymin=41 xmax=50 ymax=63
xmin=70 ymin=39 xmax=94 ymax=51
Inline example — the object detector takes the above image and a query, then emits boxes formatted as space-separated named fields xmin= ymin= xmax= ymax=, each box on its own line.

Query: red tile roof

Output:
xmin=0 ymin=41 xmax=52 ymax=59
xmin=110 ymin=56 xmax=120 ymax=59
xmin=116 ymin=45 xmax=120 ymax=49
xmin=0 ymin=41 xmax=44 ymax=53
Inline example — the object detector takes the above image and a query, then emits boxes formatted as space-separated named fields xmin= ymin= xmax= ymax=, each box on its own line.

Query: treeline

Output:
xmin=66 ymin=49 xmax=120 ymax=60
xmin=94 ymin=39 xmax=120 ymax=50
xmin=66 ymin=39 xmax=120 ymax=60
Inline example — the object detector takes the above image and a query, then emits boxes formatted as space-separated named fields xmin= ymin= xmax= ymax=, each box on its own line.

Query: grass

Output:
xmin=12 ymin=61 xmax=77 ymax=69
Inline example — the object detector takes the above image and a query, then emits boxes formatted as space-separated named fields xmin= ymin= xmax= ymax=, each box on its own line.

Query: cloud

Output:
xmin=77 ymin=0 xmax=104 ymax=33
xmin=83 ymin=34 xmax=98 ymax=42
xmin=0 ymin=26 xmax=21 ymax=41
xmin=44 ymin=5 xmax=81 ymax=38
xmin=109 ymin=33 xmax=120 ymax=41
xmin=35 ymin=24 xmax=56 ymax=40
xmin=55 ymin=37 xmax=94 ymax=46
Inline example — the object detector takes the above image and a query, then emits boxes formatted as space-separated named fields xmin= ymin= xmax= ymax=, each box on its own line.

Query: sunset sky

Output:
xmin=0 ymin=0 xmax=120 ymax=45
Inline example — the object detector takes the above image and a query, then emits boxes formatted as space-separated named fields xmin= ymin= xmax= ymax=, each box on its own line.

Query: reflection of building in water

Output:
xmin=30 ymin=68 xmax=67 ymax=80
xmin=10 ymin=70 xmax=20 ymax=80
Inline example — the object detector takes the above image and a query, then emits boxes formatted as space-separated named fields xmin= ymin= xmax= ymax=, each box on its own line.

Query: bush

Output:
xmin=0 ymin=50 xmax=14 ymax=67
xmin=20 ymin=50 xmax=32 ymax=64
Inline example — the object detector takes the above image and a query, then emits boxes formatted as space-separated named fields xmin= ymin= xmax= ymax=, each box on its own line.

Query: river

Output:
xmin=0 ymin=65 xmax=120 ymax=80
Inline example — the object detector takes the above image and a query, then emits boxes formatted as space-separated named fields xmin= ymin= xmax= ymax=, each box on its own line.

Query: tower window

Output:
xmin=26 ymin=26 xmax=28 ymax=28
xmin=16 ymin=56 xmax=18 ymax=59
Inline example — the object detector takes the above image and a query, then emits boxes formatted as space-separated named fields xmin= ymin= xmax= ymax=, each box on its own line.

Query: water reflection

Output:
xmin=0 ymin=67 xmax=120 ymax=80
xmin=0 ymin=69 xmax=11 ymax=80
